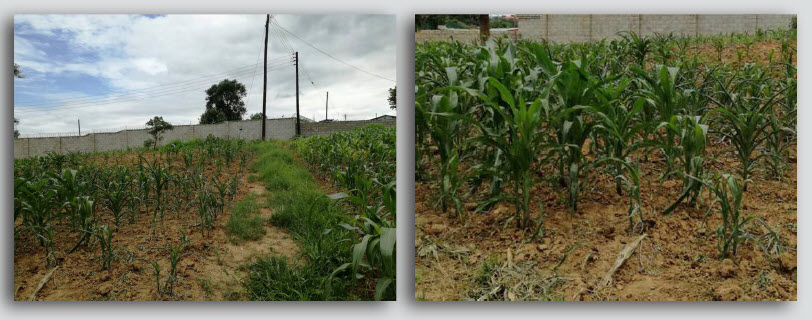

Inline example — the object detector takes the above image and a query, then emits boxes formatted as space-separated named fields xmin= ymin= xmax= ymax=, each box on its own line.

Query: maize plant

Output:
xmin=633 ymin=65 xmax=688 ymax=172
xmin=415 ymin=30 xmax=794 ymax=246
xmin=590 ymin=81 xmax=646 ymax=195
xmin=196 ymin=189 xmax=218 ymax=234
xmin=332 ymin=180 xmax=396 ymax=301
xmin=94 ymin=224 xmax=116 ymax=270
xmin=425 ymin=92 xmax=467 ymax=215
xmin=543 ymin=58 xmax=601 ymax=212
xmin=710 ymin=74 xmax=782 ymax=190
xmin=763 ymin=111 xmax=794 ymax=180
xmin=144 ymin=156 xmax=173 ymax=233
xmin=709 ymin=174 xmax=755 ymax=258
xmin=66 ymin=196 xmax=97 ymax=253
xmin=17 ymin=177 xmax=59 ymax=266
xmin=619 ymin=31 xmax=651 ymax=66
xmin=477 ymin=80 xmax=547 ymax=228
xmin=101 ymin=175 xmax=131 ymax=229
xmin=14 ymin=137 xmax=252 ymax=274
xmin=162 ymin=235 xmax=190 ymax=297
xmin=661 ymin=115 xmax=709 ymax=213
xmin=295 ymin=125 xmax=396 ymax=300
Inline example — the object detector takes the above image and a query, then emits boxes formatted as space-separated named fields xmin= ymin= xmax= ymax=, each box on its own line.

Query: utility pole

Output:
xmin=261 ymin=14 xmax=269 ymax=141
xmin=479 ymin=14 xmax=490 ymax=44
xmin=325 ymin=91 xmax=329 ymax=121
xmin=78 ymin=119 xmax=81 ymax=136
xmin=295 ymin=51 xmax=300 ymax=136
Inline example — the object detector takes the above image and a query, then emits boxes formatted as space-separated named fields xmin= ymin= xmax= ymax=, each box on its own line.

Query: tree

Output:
xmin=14 ymin=63 xmax=23 ymax=78
xmin=200 ymin=108 xmax=227 ymax=124
xmin=388 ymin=87 xmax=396 ymax=109
xmin=145 ymin=116 xmax=174 ymax=149
xmin=415 ymin=15 xmax=480 ymax=31
xmin=249 ymin=112 xmax=266 ymax=120
xmin=200 ymin=79 xmax=247 ymax=124
xmin=14 ymin=64 xmax=22 ymax=138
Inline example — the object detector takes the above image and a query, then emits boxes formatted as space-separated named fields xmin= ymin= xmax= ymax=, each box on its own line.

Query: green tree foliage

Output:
xmin=249 ymin=112 xmax=265 ymax=120
xmin=490 ymin=17 xmax=517 ymax=29
xmin=388 ymin=87 xmax=396 ymax=109
xmin=14 ymin=63 xmax=23 ymax=78
xmin=145 ymin=116 xmax=174 ymax=149
xmin=14 ymin=64 xmax=23 ymax=138
xmin=415 ymin=15 xmax=480 ymax=31
xmin=200 ymin=108 xmax=227 ymax=125
xmin=200 ymin=79 xmax=247 ymax=124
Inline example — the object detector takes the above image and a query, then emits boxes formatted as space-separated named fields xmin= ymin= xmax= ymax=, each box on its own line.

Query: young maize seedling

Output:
xmin=93 ymin=224 xmax=116 ymax=270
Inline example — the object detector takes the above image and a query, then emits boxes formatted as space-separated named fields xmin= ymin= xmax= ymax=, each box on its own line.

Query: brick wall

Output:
xmin=414 ymin=28 xmax=520 ymax=43
xmin=14 ymin=117 xmax=392 ymax=158
xmin=516 ymin=14 xmax=794 ymax=43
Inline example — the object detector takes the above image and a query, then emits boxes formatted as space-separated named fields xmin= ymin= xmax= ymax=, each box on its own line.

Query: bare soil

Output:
xmin=415 ymin=144 xmax=797 ymax=301
xmin=14 ymin=153 xmax=300 ymax=301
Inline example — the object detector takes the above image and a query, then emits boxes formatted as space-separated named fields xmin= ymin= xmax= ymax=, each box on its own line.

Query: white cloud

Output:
xmin=13 ymin=14 xmax=396 ymax=134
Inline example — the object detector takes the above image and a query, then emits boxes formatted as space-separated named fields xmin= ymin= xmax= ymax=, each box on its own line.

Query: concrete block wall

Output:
xmin=126 ymin=129 xmax=152 ymax=149
xmin=162 ymin=125 xmax=195 ymax=143
xmin=95 ymin=131 xmax=128 ymax=152
xmin=758 ymin=14 xmax=795 ymax=30
xmin=592 ymin=15 xmax=639 ymax=40
xmin=414 ymin=28 xmax=520 ymax=43
xmin=265 ymin=118 xmax=298 ymax=140
xmin=640 ymin=14 xmax=697 ymax=37
xmin=547 ymin=15 xmax=592 ymax=43
xmin=516 ymin=14 xmax=795 ymax=43
xmin=29 ymin=137 xmax=59 ymax=157
xmin=13 ymin=117 xmax=382 ymax=158
xmin=226 ymin=120 xmax=259 ymax=141
xmin=13 ymin=138 xmax=28 ymax=158
xmin=515 ymin=15 xmax=546 ymax=41
xmin=698 ymin=15 xmax=754 ymax=35
xmin=60 ymin=135 xmax=95 ymax=154
xmin=300 ymin=117 xmax=396 ymax=138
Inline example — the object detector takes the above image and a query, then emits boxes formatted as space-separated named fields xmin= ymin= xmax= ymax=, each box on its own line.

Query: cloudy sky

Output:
xmin=13 ymin=14 xmax=396 ymax=135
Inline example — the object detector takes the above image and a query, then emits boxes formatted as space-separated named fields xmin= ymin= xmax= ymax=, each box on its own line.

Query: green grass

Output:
xmin=242 ymin=141 xmax=356 ymax=301
xmin=225 ymin=194 xmax=266 ymax=244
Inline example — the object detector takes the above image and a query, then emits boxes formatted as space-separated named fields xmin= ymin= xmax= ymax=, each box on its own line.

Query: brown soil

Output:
xmin=415 ymin=144 xmax=797 ymax=301
xmin=14 ymin=153 xmax=300 ymax=301
xmin=687 ymin=38 xmax=797 ymax=69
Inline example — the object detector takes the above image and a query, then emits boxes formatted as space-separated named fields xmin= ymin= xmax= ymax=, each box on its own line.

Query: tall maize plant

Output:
xmin=415 ymin=30 xmax=796 ymax=247
xmin=294 ymin=125 xmax=397 ymax=300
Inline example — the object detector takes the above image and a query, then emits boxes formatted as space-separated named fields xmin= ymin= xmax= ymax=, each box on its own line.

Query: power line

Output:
xmin=15 ymin=65 xmax=292 ymax=113
xmin=15 ymin=56 xmax=293 ymax=105
xmin=271 ymin=19 xmax=395 ymax=83
xmin=15 ymin=68 xmax=277 ymax=111
xmin=14 ymin=61 xmax=293 ymax=108
xmin=267 ymin=18 xmax=325 ymax=109
xmin=245 ymin=16 xmax=276 ymax=112
xmin=14 ymin=65 xmax=293 ymax=114
xmin=16 ymin=58 xmax=293 ymax=105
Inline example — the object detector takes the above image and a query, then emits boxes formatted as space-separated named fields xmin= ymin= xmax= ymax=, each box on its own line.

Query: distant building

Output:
xmin=371 ymin=115 xmax=396 ymax=121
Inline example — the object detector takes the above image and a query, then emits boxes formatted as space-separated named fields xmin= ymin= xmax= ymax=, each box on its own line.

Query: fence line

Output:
xmin=414 ymin=14 xmax=795 ymax=43
xmin=16 ymin=114 xmax=395 ymax=138
xmin=13 ymin=116 xmax=395 ymax=159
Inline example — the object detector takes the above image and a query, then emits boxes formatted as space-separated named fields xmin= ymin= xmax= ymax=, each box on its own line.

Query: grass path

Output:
xmin=234 ymin=141 xmax=362 ymax=301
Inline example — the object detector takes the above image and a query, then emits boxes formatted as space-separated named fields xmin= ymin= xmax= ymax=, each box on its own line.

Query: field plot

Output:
xmin=414 ymin=30 xmax=796 ymax=301
xmin=14 ymin=126 xmax=395 ymax=301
